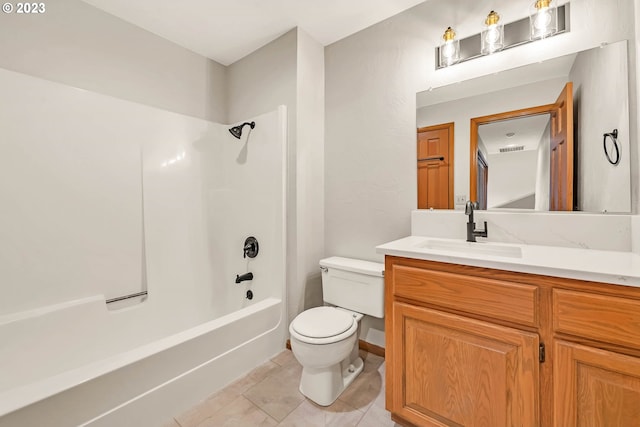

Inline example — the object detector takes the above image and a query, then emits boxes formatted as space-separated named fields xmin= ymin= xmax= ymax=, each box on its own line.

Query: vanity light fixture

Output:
xmin=530 ymin=0 xmax=558 ymax=40
xmin=481 ymin=11 xmax=504 ymax=55
xmin=439 ymin=27 xmax=460 ymax=67
xmin=434 ymin=2 xmax=567 ymax=69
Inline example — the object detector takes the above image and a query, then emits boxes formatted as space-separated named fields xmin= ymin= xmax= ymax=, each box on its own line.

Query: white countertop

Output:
xmin=376 ymin=236 xmax=640 ymax=288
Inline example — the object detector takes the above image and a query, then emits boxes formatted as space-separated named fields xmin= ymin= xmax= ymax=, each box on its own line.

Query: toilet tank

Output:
xmin=319 ymin=257 xmax=385 ymax=318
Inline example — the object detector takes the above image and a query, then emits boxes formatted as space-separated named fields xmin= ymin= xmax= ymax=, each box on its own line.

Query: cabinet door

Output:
xmin=390 ymin=302 xmax=539 ymax=427
xmin=554 ymin=341 xmax=640 ymax=427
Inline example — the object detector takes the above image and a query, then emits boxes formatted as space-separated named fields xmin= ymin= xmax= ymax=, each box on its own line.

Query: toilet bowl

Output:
xmin=289 ymin=257 xmax=384 ymax=406
xmin=289 ymin=306 xmax=364 ymax=406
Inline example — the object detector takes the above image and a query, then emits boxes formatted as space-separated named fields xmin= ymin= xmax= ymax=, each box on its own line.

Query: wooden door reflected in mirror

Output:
xmin=417 ymin=123 xmax=454 ymax=209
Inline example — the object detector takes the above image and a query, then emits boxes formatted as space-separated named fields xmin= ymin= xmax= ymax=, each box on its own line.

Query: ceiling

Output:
xmin=81 ymin=0 xmax=428 ymax=66
xmin=478 ymin=114 xmax=551 ymax=154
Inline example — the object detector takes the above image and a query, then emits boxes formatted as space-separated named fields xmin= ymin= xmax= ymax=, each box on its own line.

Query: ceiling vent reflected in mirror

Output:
xmin=499 ymin=145 xmax=525 ymax=153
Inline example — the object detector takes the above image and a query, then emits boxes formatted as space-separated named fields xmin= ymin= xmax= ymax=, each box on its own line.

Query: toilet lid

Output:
xmin=291 ymin=307 xmax=355 ymax=338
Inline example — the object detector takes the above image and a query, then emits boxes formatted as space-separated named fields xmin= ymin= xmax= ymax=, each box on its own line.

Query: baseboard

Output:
xmin=286 ymin=339 xmax=385 ymax=358
xmin=359 ymin=340 xmax=385 ymax=358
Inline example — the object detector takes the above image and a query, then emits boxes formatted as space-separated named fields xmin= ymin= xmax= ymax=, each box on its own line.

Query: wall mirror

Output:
xmin=416 ymin=40 xmax=631 ymax=213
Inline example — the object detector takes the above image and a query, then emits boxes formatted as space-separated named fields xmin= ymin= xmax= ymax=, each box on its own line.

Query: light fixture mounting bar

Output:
xmin=435 ymin=3 xmax=568 ymax=70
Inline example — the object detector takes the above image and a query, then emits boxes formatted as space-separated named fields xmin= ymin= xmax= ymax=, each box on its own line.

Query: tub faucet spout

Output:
xmin=235 ymin=272 xmax=254 ymax=284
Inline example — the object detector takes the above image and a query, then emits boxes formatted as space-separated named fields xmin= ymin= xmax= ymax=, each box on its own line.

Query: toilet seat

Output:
xmin=290 ymin=307 xmax=358 ymax=345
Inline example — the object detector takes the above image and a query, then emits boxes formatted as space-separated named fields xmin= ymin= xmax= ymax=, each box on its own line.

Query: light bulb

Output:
xmin=534 ymin=7 xmax=552 ymax=32
xmin=442 ymin=41 xmax=456 ymax=59
xmin=530 ymin=0 xmax=557 ymax=39
xmin=485 ymin=25 xmax=500 ymax=44
xmin=481 ymin=10 xmax=504 ymax=55
xmin=439 ymin=27 xmax=460 ymax=66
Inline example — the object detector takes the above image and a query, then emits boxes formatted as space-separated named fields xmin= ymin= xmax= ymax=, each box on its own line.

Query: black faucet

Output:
xmin=235 ymin=272 xmax=253 ymax=284
xmin=465 ymin=201 xmax=488 ymax=242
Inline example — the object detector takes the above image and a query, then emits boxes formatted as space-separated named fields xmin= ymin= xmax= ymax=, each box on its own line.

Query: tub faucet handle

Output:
xmin=243 ymin=236 xmax=259 ymax=258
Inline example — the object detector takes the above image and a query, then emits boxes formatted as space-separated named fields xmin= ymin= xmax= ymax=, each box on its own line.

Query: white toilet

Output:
xmin=289 ymin=256 xmax=384 ymax=406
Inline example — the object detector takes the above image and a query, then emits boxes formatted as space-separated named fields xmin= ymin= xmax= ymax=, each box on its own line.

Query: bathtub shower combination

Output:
xmin=0 ymin=68 xmax=287 ymax=426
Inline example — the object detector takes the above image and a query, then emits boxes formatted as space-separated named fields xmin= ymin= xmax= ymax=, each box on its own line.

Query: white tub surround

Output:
xmin=377 ymin=236 xmax=640 ymax=288
xmin=0 ymin=69 xmax=288 ymax=427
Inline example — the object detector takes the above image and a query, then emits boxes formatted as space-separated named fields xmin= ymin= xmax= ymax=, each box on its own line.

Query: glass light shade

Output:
xmin=481 ymin=11 xmax=504 ymax=55
xmin=530 ymin=0 xmax=558 ymax=40
xmin=439 ymin=27 xmax=460 ymax=67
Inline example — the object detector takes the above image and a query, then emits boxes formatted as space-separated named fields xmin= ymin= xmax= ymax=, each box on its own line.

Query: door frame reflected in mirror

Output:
xmin=470 ymin=103 xmax=554 ymax=202
xmin=469 ymin=87 xmax=574 ymax=211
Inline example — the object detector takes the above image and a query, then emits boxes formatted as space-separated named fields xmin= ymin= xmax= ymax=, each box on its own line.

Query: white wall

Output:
xmin=570 ymin=41 xmax=632 ymax=212
xmin=0 ymin=0 xmax=227 ymax=122
xmin=487 ymin=150 xmax=538 ymax=208
xmin=535 ymin=121 xmax=552 ymax=210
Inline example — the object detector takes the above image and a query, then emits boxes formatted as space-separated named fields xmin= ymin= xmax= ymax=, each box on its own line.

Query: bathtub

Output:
xmin=0 ymin=296 xmax=286 ymax=426
xmin=0 ymin=71 xmax=288 ymax=426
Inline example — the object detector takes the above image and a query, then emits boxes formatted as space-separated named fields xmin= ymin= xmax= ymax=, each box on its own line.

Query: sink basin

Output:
xmin=419 ymin=239 xmax=523 ymax=258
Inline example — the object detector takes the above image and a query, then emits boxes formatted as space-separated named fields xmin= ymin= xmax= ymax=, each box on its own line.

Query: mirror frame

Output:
xmin=469 ymin=103 xmax=557 ymax=203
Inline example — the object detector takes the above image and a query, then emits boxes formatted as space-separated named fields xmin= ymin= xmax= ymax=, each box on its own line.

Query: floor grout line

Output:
xmin=172 ymin=349 xmax=393 ymax=427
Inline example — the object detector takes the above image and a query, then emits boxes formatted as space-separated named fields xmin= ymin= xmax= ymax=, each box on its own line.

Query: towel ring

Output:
xmin=603 ymin=129 xmax=620 ymax=165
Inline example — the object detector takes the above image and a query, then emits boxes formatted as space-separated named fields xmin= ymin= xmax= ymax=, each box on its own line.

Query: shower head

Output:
xmin=229 ymin=121 xmax=255 ymax=139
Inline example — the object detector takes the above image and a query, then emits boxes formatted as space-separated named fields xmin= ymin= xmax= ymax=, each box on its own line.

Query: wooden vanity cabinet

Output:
xmin=552 ymin=289 xmax=640 ymax=427
xmin=391 ymin=302 xmax=540 ymax=427
xmin=385 ymin=256 xmax=640 ymax=427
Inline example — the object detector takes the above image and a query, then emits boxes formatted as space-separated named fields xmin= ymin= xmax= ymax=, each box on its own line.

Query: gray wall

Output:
xmin=0 ymin=0 xmax=227 ymax=122
xmin=228 ymin=30 xmax=299 ymax=326
xmin=227 ymin=30 xmax=297 ymax=125
xmin=228 ymin=28 xmax=326 ymax=325
xmin=295 ymin=29 xmax=326 ymax=320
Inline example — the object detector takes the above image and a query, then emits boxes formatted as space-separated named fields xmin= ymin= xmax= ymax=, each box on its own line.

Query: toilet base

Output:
xmin=299 ymin=356 xmax=364 ymax=406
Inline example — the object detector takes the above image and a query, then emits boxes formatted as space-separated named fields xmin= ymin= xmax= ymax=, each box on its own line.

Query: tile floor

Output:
xmin=162 ymin=349 xmax=401 ymax=427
